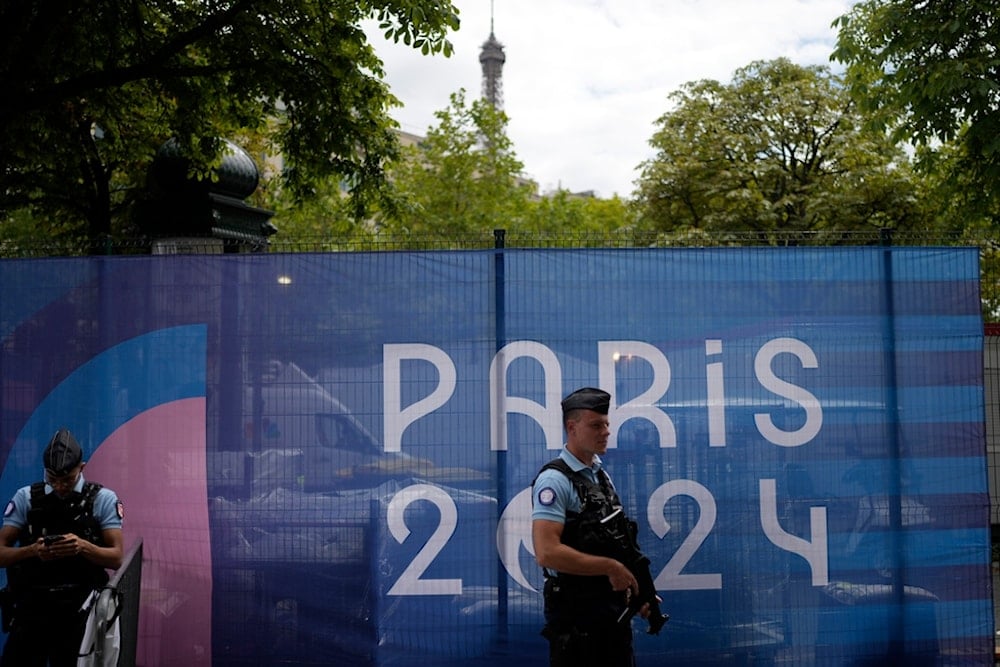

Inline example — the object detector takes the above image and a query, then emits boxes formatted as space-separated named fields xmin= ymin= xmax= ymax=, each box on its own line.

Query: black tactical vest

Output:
xmin=534 ymin=458 xmax=626 ymax=594
xmin=9 ymin=481 xmax=109 ymax=593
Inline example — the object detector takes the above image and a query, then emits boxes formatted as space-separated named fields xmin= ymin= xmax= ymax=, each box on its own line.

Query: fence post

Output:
xmin=879 ymin=230 xmax=906 ymax=659
xmin=493 ymin=228 xmax=508 ymax=644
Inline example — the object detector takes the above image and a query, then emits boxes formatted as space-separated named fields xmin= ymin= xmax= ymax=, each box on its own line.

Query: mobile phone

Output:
xmin=43 ymin=534 xmax=64 ymax=545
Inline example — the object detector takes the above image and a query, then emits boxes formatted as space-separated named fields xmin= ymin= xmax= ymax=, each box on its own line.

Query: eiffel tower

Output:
xmin=479 ymin=0 xmax=506 ymax=109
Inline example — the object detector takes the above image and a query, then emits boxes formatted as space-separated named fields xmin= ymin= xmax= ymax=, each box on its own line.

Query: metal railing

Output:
xmin=0 ymin=228 xmax=989 ymax=257
xmin=90 ymin=538 xmax=143 ymax=666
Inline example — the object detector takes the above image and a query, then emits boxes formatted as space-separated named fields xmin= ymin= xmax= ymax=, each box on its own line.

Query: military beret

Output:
xmin=43 ymin=428 xmax=83 ymax=475
xmin=561 ymin=387 xmax=611 ymax=415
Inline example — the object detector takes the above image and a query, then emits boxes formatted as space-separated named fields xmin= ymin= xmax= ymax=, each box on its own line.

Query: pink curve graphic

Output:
xmin=86 ymin=398 xmax=211 ymax=667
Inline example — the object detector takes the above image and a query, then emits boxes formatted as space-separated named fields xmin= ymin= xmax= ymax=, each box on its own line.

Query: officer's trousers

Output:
xmin=543 ymin=621 xmax=636 ymax=667
xmin=542 ymin=577 xmax=635 ymax=667
xmin=1 ymin=588 xmax=90 ymax=667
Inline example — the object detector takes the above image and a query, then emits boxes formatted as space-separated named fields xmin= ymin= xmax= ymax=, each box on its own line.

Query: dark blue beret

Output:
xmin=43 ymin=428 xmax=83 ymax=475
xmin=561 ymin=387 xmax=611 ymax=415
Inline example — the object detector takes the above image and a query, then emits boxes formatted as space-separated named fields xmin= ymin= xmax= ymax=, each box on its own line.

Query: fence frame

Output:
xmin=94 ymin=538 xmax=144 ymax=667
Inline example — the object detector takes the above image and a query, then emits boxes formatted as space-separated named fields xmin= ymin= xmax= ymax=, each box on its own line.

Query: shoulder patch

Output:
xmin=3 ymin=501 xmax=13 ymax=518
xmin=537 ymin=487 xmax=557 ymax=506
xmin=116 ymin=501 xmax=125 ymax=520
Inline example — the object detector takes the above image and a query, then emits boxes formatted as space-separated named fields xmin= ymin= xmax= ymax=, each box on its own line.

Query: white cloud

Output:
xmin=371 ymin=0 xmax=855 ymax=198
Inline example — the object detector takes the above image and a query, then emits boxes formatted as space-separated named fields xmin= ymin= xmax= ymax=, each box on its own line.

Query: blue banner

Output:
xmin=0 ymin=247 xmax=991 ymax=665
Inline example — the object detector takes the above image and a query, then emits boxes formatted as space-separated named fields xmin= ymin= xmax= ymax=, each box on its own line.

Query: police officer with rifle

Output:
xmin=0 ymin=428 xmax=124 ymax=667
xmin=532 ymin=388 xmax=668 ymax=667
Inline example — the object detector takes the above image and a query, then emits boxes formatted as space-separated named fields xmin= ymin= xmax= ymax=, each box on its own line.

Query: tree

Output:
xmin=0 ymin=0 xmax=460 ymax=243
xmin=273 ymin=88 xmax=632 ymax=249
xmin=265 ymin=177 xmax=379 ymax=251
xmin=520 ymin=191 xmax=633 ymax=243
xmin=633 ymin=58 xmax=929 ymax=242
xmin=832 ymin=0 xmax=1000 ymax=221
xmin=376 ymin=90 xmax=531 ymax=243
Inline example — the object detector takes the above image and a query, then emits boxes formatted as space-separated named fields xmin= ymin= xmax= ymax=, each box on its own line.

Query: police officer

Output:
xmin=0 ymin=428 xmax=124 ymax=667
xmin=532 ymin=387 xmax=653 ymax=667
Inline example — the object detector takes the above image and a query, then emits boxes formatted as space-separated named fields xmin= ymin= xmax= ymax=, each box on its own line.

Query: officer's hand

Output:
xmin=606 ymin=560 xmax=638 ymax=594
xmin=637 ymin=595 xmax=662 ymax=619
xmin=43 ymin=533 xmax=83 ymax=559
xmin=34 ymin=537 xmax=57 ymax=561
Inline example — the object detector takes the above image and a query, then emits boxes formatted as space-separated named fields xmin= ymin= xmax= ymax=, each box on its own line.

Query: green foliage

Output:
xmin=376 ymin=90 xmax=530 ymax=242
xmin=0 ymin=0 xmax=460 ymax=244
xmin=632 ymin=59 xmax=929 ymax=243
xmin=268 ymin=89 xmax=633 ymax=249
xmin=265 ymin=177 xmax=379 ymax=250
xmin=832 ymin=0 xmax=1000 ymax=221
xmin=520 ymin=192 xmax=633 ymax=241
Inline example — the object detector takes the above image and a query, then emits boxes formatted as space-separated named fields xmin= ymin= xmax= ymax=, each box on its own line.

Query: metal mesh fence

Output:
xmin=0 ymin=228 xmax=994 ymax=256
xmin=0 ymin=233 xmax=995 ymax=664
xmin=984 ymin=329 xmax=1000 ymax=659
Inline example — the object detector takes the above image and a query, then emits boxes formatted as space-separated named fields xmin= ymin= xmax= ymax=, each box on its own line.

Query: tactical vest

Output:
xmin=534 ymin=458 xmax=626 ymax=595
xmin=9 ymin=481 xmax=109 ymax=594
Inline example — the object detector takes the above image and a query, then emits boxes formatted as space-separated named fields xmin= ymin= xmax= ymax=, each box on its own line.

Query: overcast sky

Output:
xmin=369 ymin=0 xmax=856 ymax=199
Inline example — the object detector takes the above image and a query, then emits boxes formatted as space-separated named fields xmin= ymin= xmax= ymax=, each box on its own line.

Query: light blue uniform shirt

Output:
xmin=532 ymin=447 xmax=609 ymax=523
xmin=3 ymin=474 xmax=123 ymax=531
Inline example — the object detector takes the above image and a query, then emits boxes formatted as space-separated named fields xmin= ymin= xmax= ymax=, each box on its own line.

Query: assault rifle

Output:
xmin=600 ymin=509 xmax=669 ymax=635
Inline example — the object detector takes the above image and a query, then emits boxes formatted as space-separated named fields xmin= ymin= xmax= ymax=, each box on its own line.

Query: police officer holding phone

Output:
xmin=0 ymin=428 xmax=124 ymax=666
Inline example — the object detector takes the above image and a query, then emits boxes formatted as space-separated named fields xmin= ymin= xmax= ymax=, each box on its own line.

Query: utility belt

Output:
xmin=18 ymin=582 xmax=93 ymax=597
xmin=1 ymin=582 xmax=94 ymax=629
xmin=0 ymin=584 xmax=95 ymax=617
xmin=544 ymin=572 xmax=615 ymax=599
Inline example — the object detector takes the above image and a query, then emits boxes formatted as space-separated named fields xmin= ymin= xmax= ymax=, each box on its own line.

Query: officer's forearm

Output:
xmin=538 ymin=542 xmax=625 ymax=579
xmin=80 ymin=542 xmax=123 ymax=569
xmin=0 ymin=542 xmax=40 ymax=567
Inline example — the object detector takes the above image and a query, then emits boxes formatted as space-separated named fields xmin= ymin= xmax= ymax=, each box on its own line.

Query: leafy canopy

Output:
xmin=377 ymin=89 xmax=530 ymax=242
xmin=832 ymin=0 xmax=1000 ymax=218
xmin=269 ymin=87 xmax=635 ymax=249
xmin=0 ymin=0 xmax=460 ymax=241
xmin=632 ymin=58 xmax=928 ymax=242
